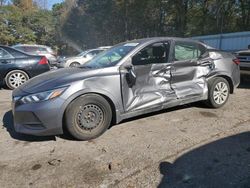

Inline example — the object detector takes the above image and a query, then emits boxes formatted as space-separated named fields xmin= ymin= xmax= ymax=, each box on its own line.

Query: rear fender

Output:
xmin=206 ymin=72 xmax=234 ymax=94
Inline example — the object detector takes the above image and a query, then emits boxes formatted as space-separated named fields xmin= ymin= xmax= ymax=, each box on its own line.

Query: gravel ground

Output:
xmin=0 ymin=78 xmax=250 ymax=188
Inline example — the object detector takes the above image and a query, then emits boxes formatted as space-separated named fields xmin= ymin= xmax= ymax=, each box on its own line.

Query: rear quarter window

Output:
xmin=7 ymin=48 xmax=28 ymax=58
xmin=0 ymin=48 xmax=13 ymax=59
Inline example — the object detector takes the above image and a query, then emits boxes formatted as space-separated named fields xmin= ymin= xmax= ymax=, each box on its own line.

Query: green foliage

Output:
xmin=1 ymin=0 xmax=250 ymax=55
xmin=0 ymin=2 xmax=56 ymax=47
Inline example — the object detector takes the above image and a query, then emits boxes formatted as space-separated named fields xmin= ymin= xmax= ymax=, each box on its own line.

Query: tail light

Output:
xmin=233 ymin=58 xmax=240 ymax=65
xmin=39 ymin=57 xmax=48 ymax=65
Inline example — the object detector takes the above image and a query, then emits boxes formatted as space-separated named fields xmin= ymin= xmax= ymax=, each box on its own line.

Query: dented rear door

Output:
xmin=170 ymin=41 xmax=209 ymax=99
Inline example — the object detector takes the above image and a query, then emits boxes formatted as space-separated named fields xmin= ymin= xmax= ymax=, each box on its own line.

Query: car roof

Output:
xmin=12 ymin=44 xmax=51 ymax=49
xmin=127 ymin=37 xmax=203 ymax=44
xmin=0 ymin=45 xmax=15 ymax=50
xmin=0 ymin=45 xmax=8 ymax=48
xmin=0 ymin=45 xmax=34 ymax=56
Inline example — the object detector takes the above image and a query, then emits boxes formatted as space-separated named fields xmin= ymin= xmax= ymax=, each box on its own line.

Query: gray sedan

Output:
xmin=12 ymin=37 xmax=240 ymax=140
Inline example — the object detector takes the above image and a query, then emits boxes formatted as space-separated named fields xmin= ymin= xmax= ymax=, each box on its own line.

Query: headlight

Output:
xmin=20 ymin=87 xmax=67 ymax=104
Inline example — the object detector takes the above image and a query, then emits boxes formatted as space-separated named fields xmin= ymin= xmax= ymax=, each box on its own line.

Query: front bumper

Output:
xmin=12 ymin=97 xmax=65 ymax=136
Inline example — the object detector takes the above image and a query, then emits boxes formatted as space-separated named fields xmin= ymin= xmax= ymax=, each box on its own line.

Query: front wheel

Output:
xmin=207 ymin=77 xmax=230 ymax=108
xmin=65 ymin=94 xmax=112 ymax=140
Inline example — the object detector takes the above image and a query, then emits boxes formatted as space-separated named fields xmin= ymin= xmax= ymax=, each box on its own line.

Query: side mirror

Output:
xmin=132 ymin=54 xmax=141 ymax=66
xmin=248 ymin=45 xmax=250 ymax=50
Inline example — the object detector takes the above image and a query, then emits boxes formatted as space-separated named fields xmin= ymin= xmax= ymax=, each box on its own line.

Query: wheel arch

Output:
xmin=207 ymin=74 xmax=234 ymax=94
xmin=69 ymin=61 xmax=81 ymax=66
xmin=4 ymin=68 xmax=31 ymax=79
xmin=62 ymin=90 xmax=121 ymax=133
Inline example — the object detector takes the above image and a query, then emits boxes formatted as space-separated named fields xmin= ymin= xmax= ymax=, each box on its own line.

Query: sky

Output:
xmin=6 ymin=0 xmax=65 ymax=10
xmin=48 ymin=0 xmax=64 ymax=9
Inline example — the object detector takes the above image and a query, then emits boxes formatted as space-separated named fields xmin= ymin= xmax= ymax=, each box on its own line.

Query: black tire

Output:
xmin=207 ymin=77 xmax=230 ymax=108
xmin=5 ymin=70 xmax=29 ymax=90
xmin=69 ymin=62 xmax=80 ymax=67
xmin=65 ymin=94 xmax=112 ymax=140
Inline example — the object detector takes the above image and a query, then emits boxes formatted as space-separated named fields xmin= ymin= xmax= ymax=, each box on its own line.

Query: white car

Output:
xmin=57 ymin=47 xmax=111 ymax=68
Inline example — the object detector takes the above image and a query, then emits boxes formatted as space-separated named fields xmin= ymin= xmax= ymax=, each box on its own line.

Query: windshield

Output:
xmin=77 ymin=51 xmax=88 ymax=57
xmin=82 ymin=43 xmax=140 ymax=68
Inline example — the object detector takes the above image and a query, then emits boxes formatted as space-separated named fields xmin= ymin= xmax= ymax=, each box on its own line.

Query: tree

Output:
xmin=0 ymin=1 xmax=56 ymax=46
xmin=12 ymin=0 xmax=34 ymax=10
xmin=0 ymin=0 xmax=6 ymax=6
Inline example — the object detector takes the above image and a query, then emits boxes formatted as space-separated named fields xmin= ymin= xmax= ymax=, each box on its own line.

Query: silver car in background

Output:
xmin=12 ymin=44 xmax=57 ymax=65
xmin=57 ymin=46 xmax=111 ymax=68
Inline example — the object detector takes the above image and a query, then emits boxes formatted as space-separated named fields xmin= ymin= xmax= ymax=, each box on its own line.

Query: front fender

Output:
xmin=59 ymin=86 xmax=123 ymax=128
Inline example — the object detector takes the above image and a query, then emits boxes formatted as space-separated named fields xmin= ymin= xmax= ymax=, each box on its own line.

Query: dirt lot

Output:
xmin=0 ymin=79 xmax=250 ymax=188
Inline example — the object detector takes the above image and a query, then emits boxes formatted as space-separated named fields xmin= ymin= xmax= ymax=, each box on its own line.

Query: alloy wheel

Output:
xmin=8 ymin=72 xmax=28 ymax=88
xmin=213 ymin=82 xmax=229 ymax=105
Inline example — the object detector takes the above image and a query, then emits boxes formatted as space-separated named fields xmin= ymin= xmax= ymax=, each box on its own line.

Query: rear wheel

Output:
xmin=65 ymin=94 xmax=112 ymax=140
xmin=70 ymin=62 xmax=80 ymax=67
xmin=5 ymin=70 xmax=29 ymax=90
xmin=207 ymin=77 xmax=230 ymax=108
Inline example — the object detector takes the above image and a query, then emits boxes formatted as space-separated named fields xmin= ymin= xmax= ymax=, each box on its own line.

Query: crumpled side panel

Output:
xmin=171 ymin=66 xmax=211 ymax=99
xmin=122 ymin=64 xmax=176 ymax=112
xmin=122 ymin=58 xmax=216 ymax=112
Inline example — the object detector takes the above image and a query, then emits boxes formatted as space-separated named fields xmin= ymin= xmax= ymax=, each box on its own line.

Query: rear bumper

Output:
xmin=232 ymin=65 xmax=241 ymax=89
xmin=240 ymin=61 xmax=250 ymax=71
xmin=30 ymin=65 xmax=51 ymax=78
xmin=240 ymin=66 xmax=250 ymax=75
xmin=12 ymin=97 xmax=65 ymax=136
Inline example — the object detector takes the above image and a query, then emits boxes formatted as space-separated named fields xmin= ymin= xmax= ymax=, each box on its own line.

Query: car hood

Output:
xmin=13 ymin=68 xmax=102 ymax=96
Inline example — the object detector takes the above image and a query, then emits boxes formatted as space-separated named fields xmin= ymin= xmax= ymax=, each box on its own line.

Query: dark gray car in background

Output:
xmin=0 ymin=45 xmax=50 ymax=90
xmin=12 ymin=37 xmax=240 ymax=140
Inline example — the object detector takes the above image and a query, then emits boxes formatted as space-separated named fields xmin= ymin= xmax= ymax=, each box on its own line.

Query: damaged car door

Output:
xmin=121 ymin=41 xmax=176 ymax=112
xmin=170 ymin=41 xmax=209 ymax=100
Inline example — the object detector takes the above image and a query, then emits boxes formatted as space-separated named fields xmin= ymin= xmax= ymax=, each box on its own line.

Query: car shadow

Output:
xmin=2 ymin=111 xmax=56 ymax=142
xmin=158 ymin=132 xmax=250 ymax=188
